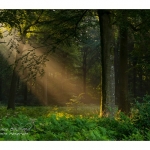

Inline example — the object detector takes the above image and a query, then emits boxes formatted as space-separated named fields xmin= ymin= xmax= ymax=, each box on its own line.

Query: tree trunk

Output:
xmin=114 ymin=38 xmax=120 ymax=105
xmin=0 ymin=77 xmax=2 ymax=101
xmin=7 ymin=39 xmax=25 ymax=109
xmin=138 ymin=68 xmax=143 ymax=98
xmin=118 ymin=15 xmax=129 ymax=113
xmin=7 ymin=68 xmax=18 ymax=109
xmin=23 ymin=82 xmax=28 ymax=106
xmin=98 ymin=10 xmax=116 ymax=116
xmin=44 ymin=70 xmax=48 ymax=105
xmin=133 ymin=58 xmax=137 ymax=98
xmin=82 ymin=48 xmax=87 ymax=94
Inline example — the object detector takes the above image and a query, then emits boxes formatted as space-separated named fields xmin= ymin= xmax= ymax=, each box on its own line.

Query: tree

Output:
xmin=97 ymin=10 xmax=116 ymax=116
xmin=0 ymin=10 xmax=46 ymax=109
xmin=118 ymin=11 xmax=129 ymax=113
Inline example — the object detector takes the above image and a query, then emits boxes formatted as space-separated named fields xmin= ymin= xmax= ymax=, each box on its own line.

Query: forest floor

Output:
xmin=0 ymin=104 xmax=149 ymax=141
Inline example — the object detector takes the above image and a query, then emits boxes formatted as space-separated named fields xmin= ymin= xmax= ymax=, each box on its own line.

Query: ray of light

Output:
xmin=0 ymin=27 xmax=97 ymax=107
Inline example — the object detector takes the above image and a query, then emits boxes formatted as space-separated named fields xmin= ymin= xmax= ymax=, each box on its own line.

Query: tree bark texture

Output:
xmin=98 ymin=10 xmax=116 ymax=116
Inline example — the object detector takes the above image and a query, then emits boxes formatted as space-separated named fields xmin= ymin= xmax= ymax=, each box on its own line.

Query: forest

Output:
xmin=0 ymin=9 xmax=150 ymax=141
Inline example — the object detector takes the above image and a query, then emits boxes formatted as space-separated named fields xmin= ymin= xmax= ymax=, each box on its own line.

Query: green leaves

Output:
xmin=0 ymin=104 xmax=150 ymax=141
xmin=131 ymin=95 xmax=150 ymax=134
xmin=0 ymin=111 xmax=113 ymax=141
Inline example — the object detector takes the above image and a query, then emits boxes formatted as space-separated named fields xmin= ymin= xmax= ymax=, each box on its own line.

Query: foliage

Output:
xmin=130 ymin=95 xmax=150 ymax=140
xmin=66 ymin=94 xmax=84 ymax=113
xmin=0 ymin=111 xmax=113 ymax=141
xmin=131 ymin=95 xmax=150 ymax=129
xmin=0 ymin=103 xmax=150 ymax=141
xmin=95 ymin=113 xmax=137 ymax=140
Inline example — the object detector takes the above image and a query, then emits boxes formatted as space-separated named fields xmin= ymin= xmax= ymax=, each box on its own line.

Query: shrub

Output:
xmin=131 ymin=95 xmax=150 ymax=130
xmin=123 ymin=130 xmax=144 ymax=141
xmin=96 ymin=112 xmax=138 ymax=140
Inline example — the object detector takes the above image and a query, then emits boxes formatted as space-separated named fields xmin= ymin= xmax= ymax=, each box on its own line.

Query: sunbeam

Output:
xmin=0 ymin=27 xmax=98 ymax=107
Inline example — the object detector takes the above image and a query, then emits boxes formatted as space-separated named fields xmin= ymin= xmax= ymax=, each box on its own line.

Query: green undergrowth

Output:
xmin=0 ymin=98 xmax=150 ymax=141
xmin=0 ymin=104 xmax=100 ymax=118
xmin=0 ymin=112 xmax=128 ymax=141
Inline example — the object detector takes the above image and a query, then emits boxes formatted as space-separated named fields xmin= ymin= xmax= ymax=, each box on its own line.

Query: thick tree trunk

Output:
xmin=118 ymin=18 xmax=129 ymax=113
xmin=98 ymin=10 xmax=116 ymax=116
